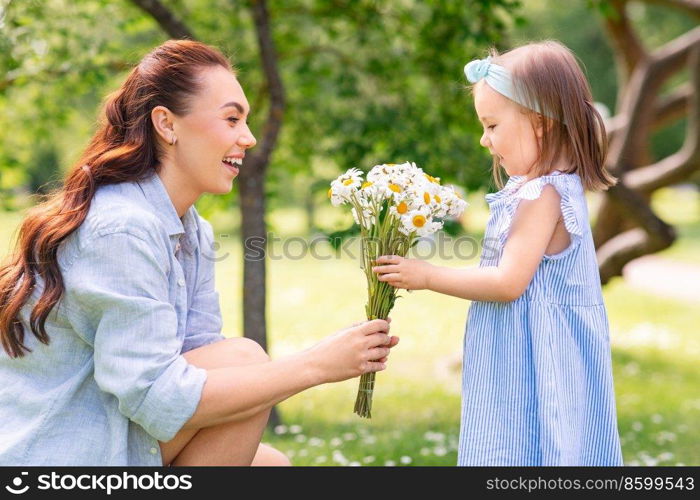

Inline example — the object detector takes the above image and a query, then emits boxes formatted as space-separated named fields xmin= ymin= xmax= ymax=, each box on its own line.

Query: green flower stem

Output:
xmin=350 ymin=193 xmax=415 ymax=418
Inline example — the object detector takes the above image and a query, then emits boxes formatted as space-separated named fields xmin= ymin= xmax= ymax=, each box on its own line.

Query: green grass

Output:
xmin=653 ymin=186 xmax=700 ymax=264
xmin=0 ymin=185 xmax=698 ymax=466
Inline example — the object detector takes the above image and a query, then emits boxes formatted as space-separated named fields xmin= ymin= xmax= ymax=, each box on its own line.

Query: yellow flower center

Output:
xmin=424 ymin=174 xmax=440 ymax=184
xmin=412 ymin=215 xmax=426 ymax=228
xmin=327 ymin=188 xmax=332 ymax=198
xmin=397 ymin=201 xmax=408 ymax=214
xmin=423 ymin=192 xmax=431 ymax=204
xmin=389 ymin=184 xmax=402 ymax=193
xmin=343 ymin=179 xmax=355 ymax=186
xmin=362 ymin=181 xmax=373 ymax=189
xmin=434 ymin=194 xmax=441 ymax=203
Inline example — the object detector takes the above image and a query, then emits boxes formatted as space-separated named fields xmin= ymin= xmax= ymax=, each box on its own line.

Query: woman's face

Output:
xmin=169 ymin=65 xmax=257 ymax=195
xmin=473 ymin=81 xmax=541 ymax=179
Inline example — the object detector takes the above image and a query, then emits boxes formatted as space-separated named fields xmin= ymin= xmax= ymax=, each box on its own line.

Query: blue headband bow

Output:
xmin=464 ymin=56 xmax=557 ymax=121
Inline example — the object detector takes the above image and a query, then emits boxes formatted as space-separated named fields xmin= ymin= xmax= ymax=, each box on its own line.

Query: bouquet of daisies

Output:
xmin=328 ymin=161 xmax=467 ymax=418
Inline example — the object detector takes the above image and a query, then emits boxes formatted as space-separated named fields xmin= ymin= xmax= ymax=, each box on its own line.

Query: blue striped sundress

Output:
xmin=457 ymin=171 xmax=624 ymax=466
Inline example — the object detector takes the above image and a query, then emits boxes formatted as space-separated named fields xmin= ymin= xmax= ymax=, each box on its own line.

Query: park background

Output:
xmin=1 ymin=0 xmax=698 ymax=466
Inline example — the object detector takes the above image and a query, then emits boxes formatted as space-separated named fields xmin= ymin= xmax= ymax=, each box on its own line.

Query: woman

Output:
xmin=0 ymin=40 xmax=397 ymax=466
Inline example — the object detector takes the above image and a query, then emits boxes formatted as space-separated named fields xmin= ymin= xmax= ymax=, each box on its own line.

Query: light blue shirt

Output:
xmin=0 ymin=172 xmax=225 ymax=465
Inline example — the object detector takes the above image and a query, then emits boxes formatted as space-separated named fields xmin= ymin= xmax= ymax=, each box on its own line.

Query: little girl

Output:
xmin=373 ymin=41 xmax=623 ymax=466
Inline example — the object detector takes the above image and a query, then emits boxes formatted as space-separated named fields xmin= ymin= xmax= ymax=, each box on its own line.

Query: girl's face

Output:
xmin=168 ymin=65 xmax=257 ymax=195
xmin=473 ymin=81 xmax=541 ymax=179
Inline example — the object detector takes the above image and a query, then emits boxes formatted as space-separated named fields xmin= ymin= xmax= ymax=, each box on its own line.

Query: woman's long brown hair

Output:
xmin=0 ymin=40 xmax=231 ymax=358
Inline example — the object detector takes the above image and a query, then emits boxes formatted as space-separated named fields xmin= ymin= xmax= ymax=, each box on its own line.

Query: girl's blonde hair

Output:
xmin=479 ymin=41 xmax=617 ymax=191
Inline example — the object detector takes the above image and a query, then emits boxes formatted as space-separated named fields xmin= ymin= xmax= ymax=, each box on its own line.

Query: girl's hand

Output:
xmin=372 ymin=255 xmax=433 ymax=290
xmin=307 ymin=319 xmax=399 ymax=384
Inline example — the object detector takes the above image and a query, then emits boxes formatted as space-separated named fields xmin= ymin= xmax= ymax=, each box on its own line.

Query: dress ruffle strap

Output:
xmin=492 ymin=173 xmax=585 ymax=254
xmin=512 ymin=174 xmax=583 ymax=240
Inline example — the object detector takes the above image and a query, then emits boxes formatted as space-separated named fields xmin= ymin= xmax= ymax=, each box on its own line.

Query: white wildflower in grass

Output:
xmin=363 ymin=456 xmax=376 ymax=464
xmin=289 ymin=424 xmax=303 ymax=434
xmin=433 ymin=446 xmax=447 ymax=456
xmin=273 ymin=425 xmax=288 ymax=435
xmin=424 ymin=431 xmax=446 ymax=442
xmin=329 ymin=161 xmax=468 ymax=418
xmin=332 ymin=450 xmax=349 ymax=466
xmin=330 ymin=437 xmax=343 ymax=448
xmin=400 ymin=456 xmax=413 ymax=465
xmin=362 ymin=435 xmax=377 ymax=445
xmin=655 ymin=431 xmax=677 ymax=444
xmin=314 ymin=456 xmax=328 ymax=464
xmin=384 ymin=460 xmax=396 ymax=467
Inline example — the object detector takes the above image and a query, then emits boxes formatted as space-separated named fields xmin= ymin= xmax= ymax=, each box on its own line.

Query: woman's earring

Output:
xmin=170 ymin=134 xmax=177 ymax=146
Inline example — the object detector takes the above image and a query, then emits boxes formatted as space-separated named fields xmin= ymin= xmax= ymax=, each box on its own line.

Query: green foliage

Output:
xmin=0 ymin=0 xmax=165 ymax=202
xmin=509 ymin=0 xmax=618 ymax=110
xmin=511 ymin=0 xmax=697 ymax=161
xmin=1 ymin=0 xmax=519 ymax=214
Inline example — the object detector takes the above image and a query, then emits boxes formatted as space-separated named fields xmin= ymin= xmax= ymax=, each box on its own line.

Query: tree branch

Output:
xmin=602 ymin=0 xmax=647 ymax=86
xmin=246 ymin=0 xmax=286 ymax=168
xmin=605 ymin=83 xmax=692 ymax=139
xmin=129 ymin=0 xmax=194 ymax=39
xmin=641 ymin=0 xmax=700 ymax=18
xmin=597 ymin=183 xmax=677 ymax=284
xmin=607 ymin=26 xmax=700 ymax=174
xmin=624 ymin=45 xmax=700 ymax=191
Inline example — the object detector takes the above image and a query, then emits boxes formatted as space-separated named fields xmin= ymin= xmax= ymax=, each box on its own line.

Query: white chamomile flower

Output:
xmin=399 ymin=207 xmax=437 ymax=237
xmin=357 ymin=178 xmax=389 ymax=203
xmin=388 ymin=199 xmax=412 ymax=220
xmin=368 ymin=162 xmax=417 ymax=193
xmin=441 ymin=186 xmax=468 ymax=218
xmin=409 ymin=181 xmax=441 ymax=214
xmin=328 ymin=167 xmax=364 ymax=206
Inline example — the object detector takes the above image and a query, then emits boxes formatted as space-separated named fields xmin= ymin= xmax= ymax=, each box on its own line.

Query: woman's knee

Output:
xmin=233 ymin=337 xmax=270 ymax=365
xmin=252 ymin=443 xmax=292 ymax=466
xmin=183 ymin=337 xmax=269 ymax=369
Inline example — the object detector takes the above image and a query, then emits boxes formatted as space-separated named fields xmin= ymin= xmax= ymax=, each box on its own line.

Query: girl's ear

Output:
xmin=534 ymin=113 xmax=545 ymax=139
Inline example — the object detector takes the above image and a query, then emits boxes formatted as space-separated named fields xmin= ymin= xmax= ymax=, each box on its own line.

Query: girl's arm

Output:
xmin=373 ymin=184 xmax=563 ymax=302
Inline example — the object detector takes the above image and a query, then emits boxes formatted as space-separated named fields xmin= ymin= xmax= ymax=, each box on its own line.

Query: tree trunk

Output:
xmin=131 ymin=0 xmax=286 ymax=428
xmin=594 ymin=2 xmax=700 ymax=282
